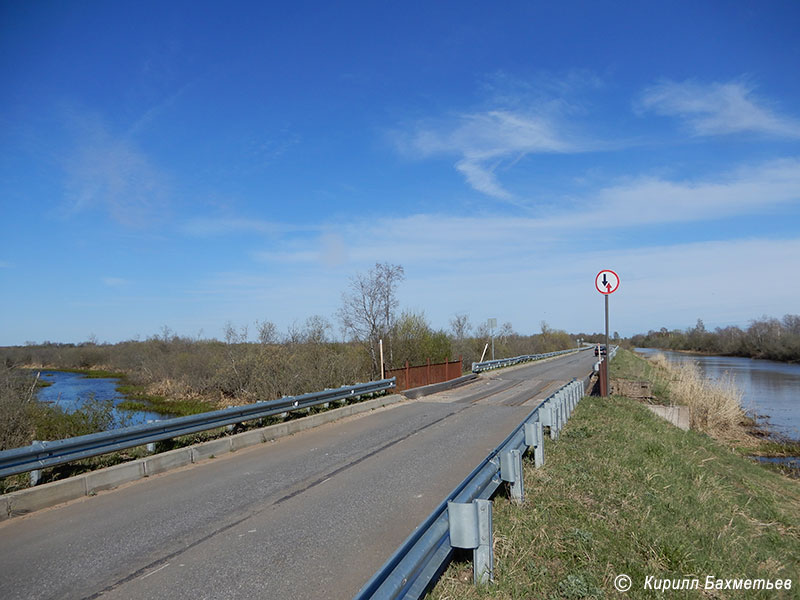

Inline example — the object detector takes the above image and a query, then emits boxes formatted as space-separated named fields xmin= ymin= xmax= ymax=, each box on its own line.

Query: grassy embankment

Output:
xmin=429 ymin=349 xmax=800 ymax=599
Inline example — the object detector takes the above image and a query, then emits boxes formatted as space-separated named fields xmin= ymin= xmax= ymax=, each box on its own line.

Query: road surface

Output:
xmin=0 ymin=350 xmax=595 ymax=600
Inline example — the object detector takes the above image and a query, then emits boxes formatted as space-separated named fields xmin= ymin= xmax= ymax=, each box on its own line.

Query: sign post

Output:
xmin=595 ymin=270 xmax=619 ymax=397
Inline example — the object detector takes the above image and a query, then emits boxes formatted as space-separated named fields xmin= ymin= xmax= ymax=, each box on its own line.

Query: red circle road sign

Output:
xmin=595 ymin=270 xmax=620 ymax=294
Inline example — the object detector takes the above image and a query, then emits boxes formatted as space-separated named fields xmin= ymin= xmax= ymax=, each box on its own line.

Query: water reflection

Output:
xmin=634 ymin=349 xmax=800 ymax=442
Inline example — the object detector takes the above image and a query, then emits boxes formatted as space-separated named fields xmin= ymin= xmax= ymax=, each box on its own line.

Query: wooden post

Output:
xmin=405 ymin=360 xmax=410 ymax=391
xmin=379 ymin=338 xmax=385 ymax=380
xmin=426 ymin=358 xmax=431 ymax=386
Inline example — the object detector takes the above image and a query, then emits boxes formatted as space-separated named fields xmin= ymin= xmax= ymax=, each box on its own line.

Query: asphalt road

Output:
xmin=0 ymin=349 xmax=596 ymax=600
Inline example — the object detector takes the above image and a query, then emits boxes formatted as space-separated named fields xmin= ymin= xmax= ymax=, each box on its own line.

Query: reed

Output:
xmin=650 ymin=352 xmax=753 ymax=446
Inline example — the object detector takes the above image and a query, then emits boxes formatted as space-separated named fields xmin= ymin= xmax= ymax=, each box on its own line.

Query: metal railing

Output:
xmin=355 ymin=376 xmax=588 ymax=599
xmin=593 ymin=345 xmax=619 ymax=373
xmin=0 ymin=379 xmax=396 ymax=479
xmin=472 ymin=346 xmax=591 ymax=373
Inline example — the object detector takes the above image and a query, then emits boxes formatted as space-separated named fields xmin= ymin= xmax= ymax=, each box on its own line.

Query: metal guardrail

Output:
xmin=472 ymin=346 xmax=591 ymax=373
xmin=355 ymin=376 xmax=588 ymax=599
xmin=593 ymin=345 xmax=619 ymax=373
xmin=0 ymin=379 xmax=396 ymax=479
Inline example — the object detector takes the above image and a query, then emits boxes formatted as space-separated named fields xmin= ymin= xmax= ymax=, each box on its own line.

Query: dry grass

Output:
xmin=648 ymin=353 xmax=755 ymax=446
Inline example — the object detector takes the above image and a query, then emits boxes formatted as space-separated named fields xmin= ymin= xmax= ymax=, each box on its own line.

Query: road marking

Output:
xmin=140 ymin=563 xmax=169 ymax=579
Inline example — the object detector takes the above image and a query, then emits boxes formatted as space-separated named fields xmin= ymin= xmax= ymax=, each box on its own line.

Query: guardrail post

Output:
xmin=145 ymin=421 xmax=157 ymax=453
xmin=524 ymin=421 xmax=545 ymax=467
xmin=29 ymin=440 xmax=42 ymax=486
xmin=568 ymin=383 xmax=576 ymax=413
xmin=540 ymin=401 xmax=553 ymax=436
xmin=448 ymin=499 xmax=494 ymax=584
xmin=500 ymin=448 xmax=524 ymax=503
xmin=551 ymin=396 xmax=561 ymax=440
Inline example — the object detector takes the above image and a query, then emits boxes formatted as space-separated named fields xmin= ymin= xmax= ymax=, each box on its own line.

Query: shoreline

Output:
xmin=625 ymin=350 xmax=800 ymax=474
xmin=633 ymin=348 xmax=800 ymax=450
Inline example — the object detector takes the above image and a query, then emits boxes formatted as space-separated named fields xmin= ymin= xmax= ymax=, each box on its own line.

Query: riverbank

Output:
xmin=429 ymin=349 xmax=800 ymax=599
xmin=631 ymin=348 xmax=800 ymax=459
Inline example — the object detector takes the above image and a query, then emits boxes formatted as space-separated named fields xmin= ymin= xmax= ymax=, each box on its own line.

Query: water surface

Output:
xmin=35 ymin=370 xmax=166 ymax=427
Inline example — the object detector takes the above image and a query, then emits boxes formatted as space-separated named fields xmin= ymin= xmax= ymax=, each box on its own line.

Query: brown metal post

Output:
xmin=599 ymin=356 xmax=608 ymax=396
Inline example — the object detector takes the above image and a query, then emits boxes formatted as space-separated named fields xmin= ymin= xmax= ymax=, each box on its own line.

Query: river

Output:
xmin=634 ymin=348 xmax=800 ymax=442
xmin=35 ymin=370 xmax=167 ymax=427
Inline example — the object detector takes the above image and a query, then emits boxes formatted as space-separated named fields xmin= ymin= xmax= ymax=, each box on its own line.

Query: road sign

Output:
xmin=595 ymin=270 xmax=619 ymax=295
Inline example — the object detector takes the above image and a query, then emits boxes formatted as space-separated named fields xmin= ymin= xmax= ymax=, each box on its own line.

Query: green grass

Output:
xmin=613 ymin=349 xmax=800 ymax=459
xmin=429 ymin=354 xmax=800 ymax=599
xmin=115 ymin=391 xmax=213 ymax=417
xmin=609 ymin=349 xmax=672 ymax=404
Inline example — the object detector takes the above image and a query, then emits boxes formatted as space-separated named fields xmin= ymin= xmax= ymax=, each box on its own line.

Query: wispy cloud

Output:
xmin=563 ymin=157 xmax=800 ymax=229
xmin=62 ymin=111 xmax=169 ymax=227
xmin=398 ymin=108 xmax=584 ymax=200
xmin=638 ymin=79 xmax=800 ymax=138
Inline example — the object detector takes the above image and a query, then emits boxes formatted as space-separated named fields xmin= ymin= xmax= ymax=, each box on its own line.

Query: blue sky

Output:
xmin=2 ymin=1 xmax=800 ymax=345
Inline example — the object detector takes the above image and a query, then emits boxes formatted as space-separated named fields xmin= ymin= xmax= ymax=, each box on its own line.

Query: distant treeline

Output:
xmin=630 ymin=315 xmax=800 ymax=363
xmin=1 ymin=316 xmax=583 ymax=409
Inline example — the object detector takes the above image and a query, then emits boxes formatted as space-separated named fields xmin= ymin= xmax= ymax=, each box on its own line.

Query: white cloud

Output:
xmin=455 ymin=159 xmax=513 ymax=200
xmin=638 ymin=79 xmax=800 ymax=138
xmin=250 ymin=157 xmax=800 ymax=267
xmin=564 ymin=157 xmax=800 ymax=229
xmin=400 ymin=108 xmax=582 ymax=199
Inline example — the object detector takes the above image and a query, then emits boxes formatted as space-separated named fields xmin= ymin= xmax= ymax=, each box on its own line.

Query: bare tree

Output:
xmin=338 ymin=262 xmax=405 ymax=376
xmin=449 ymin=313 xmax=471 ymax=340
xmin=256 ymin=320 xmax=278 ymax=345
xmin=499 ymin=321 xmax=514 ymax=342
